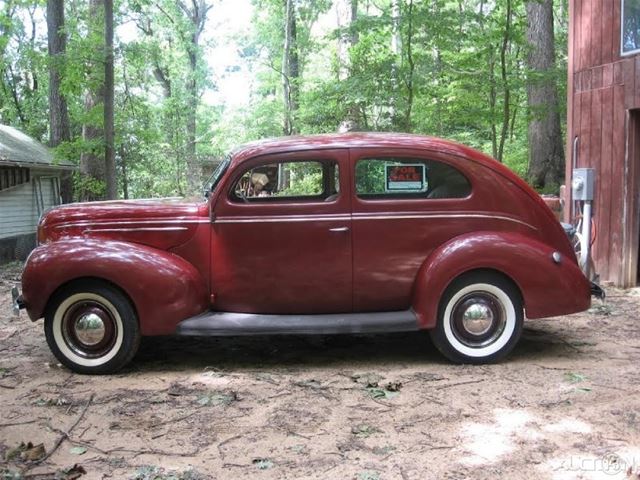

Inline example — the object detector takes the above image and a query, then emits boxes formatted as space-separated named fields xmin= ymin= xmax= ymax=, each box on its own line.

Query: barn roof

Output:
xmin=0 ymin=125 xmax=74 ymax=169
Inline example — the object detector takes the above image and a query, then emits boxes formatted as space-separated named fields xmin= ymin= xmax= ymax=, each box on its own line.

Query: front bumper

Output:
xmin=11 ymin=286 xmax=25 ymax=316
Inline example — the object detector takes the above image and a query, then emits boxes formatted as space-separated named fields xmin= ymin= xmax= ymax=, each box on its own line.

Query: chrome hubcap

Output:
xmin=74 ymin=313 xmax=106 ymax=346
xmin=62 ymin=301 xmax=117 ymax=359
xmin=461 ymin=303 xmax=494 ymax=335
xmin=451 ymin=292 xmax=507 ymax=348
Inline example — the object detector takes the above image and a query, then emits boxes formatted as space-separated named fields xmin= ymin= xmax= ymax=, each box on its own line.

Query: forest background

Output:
xmin=0 ymin=0 xmax=567 ymax=200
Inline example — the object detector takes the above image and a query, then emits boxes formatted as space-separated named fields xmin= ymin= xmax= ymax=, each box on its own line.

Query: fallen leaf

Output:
xmin=351 ymin=424 xmax=381 ymax=438
xmin=61 ymin=463 xmax=87 ymax=479
xmin=197 ymin=391 xmax=237 ymax=406
xmin=372 ymin=445 xmax=396 ymax=455
xmin=252 ymin=458 xmax=274 ymax=470
xmin=564 ymin=372 xmax=586 ymax=383
xmin=358 ymin=471 xmax=381 ymax=480
xmin=70 ymin=446 xmax=87 ymax=455
xmin=385 ymin=381 xmax=402 ymax=392
xmin=351 ymin=373 xmax=383 ymax=387
xmin=366 ymin=386 xmax=399 ymax=400
xmin=22 ymin=442 xmax=46 ymax=461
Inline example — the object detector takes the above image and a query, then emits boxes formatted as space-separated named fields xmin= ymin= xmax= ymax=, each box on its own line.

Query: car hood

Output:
xmin=42 ymin=197 xmax=202 ymax=222
xmin=38 ymin=198 xmax=209 ymax=250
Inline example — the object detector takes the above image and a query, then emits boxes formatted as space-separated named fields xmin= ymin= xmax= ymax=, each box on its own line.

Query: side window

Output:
xmin=355 ymin=157 xmax=470 ymax=200
xmin=622 ymin=0 xmax=640 ymax=54
xmin=231 ymin=160 xmax=340 ymax=202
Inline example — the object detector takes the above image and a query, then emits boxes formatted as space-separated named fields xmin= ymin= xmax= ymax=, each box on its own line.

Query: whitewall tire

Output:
xmin=44 ymin=281 xmax=140 ymax=374
xmin=430 ymin=272 xmax=523 ymax=364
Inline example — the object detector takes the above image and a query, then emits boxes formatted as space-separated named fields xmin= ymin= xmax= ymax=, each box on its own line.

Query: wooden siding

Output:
xmin=0 ymin=170 xmax=60 ymax=240
xmin=568 ymin=0 xmax=640 ymax=285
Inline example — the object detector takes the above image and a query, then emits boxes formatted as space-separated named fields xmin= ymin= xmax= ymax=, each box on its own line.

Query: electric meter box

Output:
xmin=571 ymin=168 xmax=595 ymax=201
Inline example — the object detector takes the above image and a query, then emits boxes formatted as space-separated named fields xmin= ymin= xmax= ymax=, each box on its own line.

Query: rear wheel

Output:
xmin=429 ymin=272 xmax=523 ymax=364
xmin=44 ymin=281 xmax=140 ymax=374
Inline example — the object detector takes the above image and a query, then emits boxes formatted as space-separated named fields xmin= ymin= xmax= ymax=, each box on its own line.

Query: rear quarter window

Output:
xmin=355 ymin=157 xmax=471 ymax=200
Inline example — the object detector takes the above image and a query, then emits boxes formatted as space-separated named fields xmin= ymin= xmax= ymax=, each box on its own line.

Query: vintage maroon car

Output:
xmin=15 ymin=133 xmax=595 ymax=374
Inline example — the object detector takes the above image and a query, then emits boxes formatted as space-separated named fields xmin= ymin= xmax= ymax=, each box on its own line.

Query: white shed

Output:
xmin=0 ymin=125 xmax=74 ymax=263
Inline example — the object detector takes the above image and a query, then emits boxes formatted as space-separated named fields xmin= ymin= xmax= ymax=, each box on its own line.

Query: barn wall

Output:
xmin=0 ymin=168 xmax=61 ymax=264
xmin=567 ymin=0 xmax=640 ymax=286
xmin=1 ymin=181 xmax=40 ymax=240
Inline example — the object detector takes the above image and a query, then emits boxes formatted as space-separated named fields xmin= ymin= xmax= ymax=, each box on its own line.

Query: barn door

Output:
xmin=623 ymin=110 xmax=640 ymax=287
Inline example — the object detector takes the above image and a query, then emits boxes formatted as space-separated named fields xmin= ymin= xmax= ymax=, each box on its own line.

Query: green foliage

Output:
xmin=74 ymin=172 xmax=106 ymax=199
xmin=276 ymin=162 xmax=323 ymax=196
xmin=0 ymin=0 xmax=569 ymax=198
xmin=131 ymin=465 xmax=205 ymax=480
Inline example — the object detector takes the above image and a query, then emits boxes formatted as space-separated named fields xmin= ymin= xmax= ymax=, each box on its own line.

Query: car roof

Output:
xmin=232 ymin=132 xmax=485 ymax=163
xmin=229 ymin=133 xmax=522 ymax=183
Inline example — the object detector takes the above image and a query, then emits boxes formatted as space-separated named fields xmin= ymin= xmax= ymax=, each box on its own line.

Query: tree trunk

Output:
xmin=390 ymin=0 xmax=400 ymax=124
xmin=282 ymin=0 xmax=299 ymax=135
xmin=104 ymin=0 xmax=116 ymax=199
xmin=178 ymin=0 xmax=210 ymax=196
xmin=79 ymin=0 xmax=106 ymax=201
xmin=497 ymin=0 xmax=512 ymax=163
xmin=403 ymin=0 xmax=415 ymax=132
xmin=336 ymin=0 xmax=359 ymax=132
xmin=47 ymin=0 xmax=70 ymax=147
xmin=525 ymin=0 xmax=565 ymax=190
xmin=47 ymin=0 xmax=73 ymax=203
xmin=119 ymin=144 xmax=129 ymax=199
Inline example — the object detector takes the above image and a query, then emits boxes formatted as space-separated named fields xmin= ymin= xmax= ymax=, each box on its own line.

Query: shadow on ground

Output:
xmin=131 ymin=325 xmax=583 ymax=374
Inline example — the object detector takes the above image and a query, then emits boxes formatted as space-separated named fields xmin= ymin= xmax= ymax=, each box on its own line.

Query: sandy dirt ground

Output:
xmin=1 ymin=262 xmax=640 ymax=480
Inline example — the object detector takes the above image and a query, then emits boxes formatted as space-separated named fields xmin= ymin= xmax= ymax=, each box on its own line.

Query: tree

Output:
xmin=47 ymin=0 xmax=70 ymax=148
xmin=79 ymin=0 xmax=107 ymax=201
xmin=0 ymin=0 xmax=571 ymax=200
xmin=525 ymin=0 xmax=565 ymax=190
xmin=282 ymin=0 xmax=299 ymax=135
xmin=178 ymin=0 xmax=211 ymax=196
xmin=47 ymin=0 xmax=72 ymax=202
xmin=104 ymin=0 xmax=116 ymax=199
xmin=336 ymin=0 xmax=358 ymax=132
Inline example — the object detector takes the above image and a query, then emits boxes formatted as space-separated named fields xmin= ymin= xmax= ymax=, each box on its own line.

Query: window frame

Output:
xmin=227 ymin=158 xmax=340 ymax=204
xmin=353 ymin=155 xmax=472 ymax=202
xmin=621 ymin=0 xmax=640 ymax=56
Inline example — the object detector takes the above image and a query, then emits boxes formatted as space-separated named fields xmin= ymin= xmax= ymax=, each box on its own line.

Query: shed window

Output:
xmin=0 ymin=166 xmax=30 ymax=191
xmin=623 ymin=0 xmax=640 ymax=54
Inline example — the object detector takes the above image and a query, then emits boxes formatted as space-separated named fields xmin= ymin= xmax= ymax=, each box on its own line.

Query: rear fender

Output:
xmin=412 ymin=232 xmax=591 ymax=329
xmin=22 ymin=239 xmax=208 ymax=335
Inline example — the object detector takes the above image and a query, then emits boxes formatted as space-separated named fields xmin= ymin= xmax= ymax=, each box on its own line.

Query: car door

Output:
xmin=210 ymin=149 xmax=352 ymax=314
xmin=351 ymin=148 xmax=475 ymax=312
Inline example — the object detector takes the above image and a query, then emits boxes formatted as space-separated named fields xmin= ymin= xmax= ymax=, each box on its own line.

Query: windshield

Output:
xmin=203 ymin=154 xmax=231 ymax=197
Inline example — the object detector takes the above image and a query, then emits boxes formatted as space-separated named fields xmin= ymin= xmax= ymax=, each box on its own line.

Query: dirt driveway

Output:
xmin=1 ymin=262 xmax=639 ymax=480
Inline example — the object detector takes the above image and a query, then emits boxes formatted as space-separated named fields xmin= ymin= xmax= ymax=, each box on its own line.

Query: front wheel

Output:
xmin=429 ymin=272 xmax=523 ymax=364
xmin=44 ymin=281 xmax=140 ymax=374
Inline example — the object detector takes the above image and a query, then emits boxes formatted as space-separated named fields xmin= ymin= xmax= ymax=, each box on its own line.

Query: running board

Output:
xmin=175 ymin=310 xmax=419 ymax=336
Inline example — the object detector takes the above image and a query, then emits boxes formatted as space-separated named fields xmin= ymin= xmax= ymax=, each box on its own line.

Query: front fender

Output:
xmin=22 ymin=239 xmax=208 ymax=335
xmin=412 ymin=231 xmax=591 ymax=329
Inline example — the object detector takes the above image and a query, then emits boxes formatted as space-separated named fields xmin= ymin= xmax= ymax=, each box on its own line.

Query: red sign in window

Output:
xmin=385 ymin=164 xmax=425 ymax=191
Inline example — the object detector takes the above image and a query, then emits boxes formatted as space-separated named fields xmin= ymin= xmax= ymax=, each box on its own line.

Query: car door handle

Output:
xmin=329 ymin=226 xmax=350 ymax=233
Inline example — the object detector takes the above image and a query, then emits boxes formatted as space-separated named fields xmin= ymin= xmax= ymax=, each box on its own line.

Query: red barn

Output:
xmin=566 ymin=0 xmax=640 ymax=286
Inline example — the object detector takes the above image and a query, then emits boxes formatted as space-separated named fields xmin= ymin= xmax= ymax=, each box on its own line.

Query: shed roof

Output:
xmin=0 ymin=124 xmax=74 ymax=169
